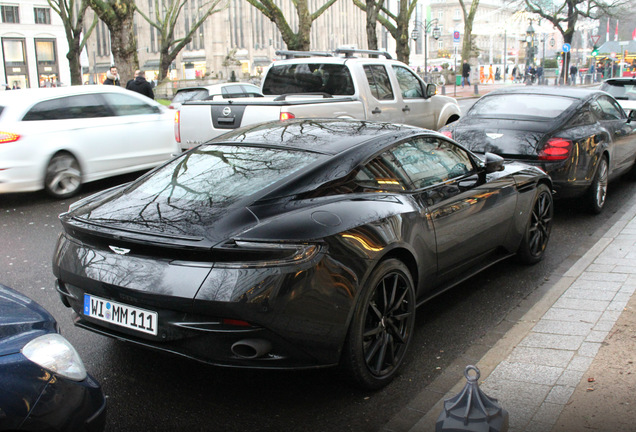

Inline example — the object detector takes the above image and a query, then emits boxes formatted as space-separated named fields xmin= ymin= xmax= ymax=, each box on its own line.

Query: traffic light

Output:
xmin=591 ymin=46 xmax=599 ymax=56
xmin=557 ymin=53 xmax=562 ymax=61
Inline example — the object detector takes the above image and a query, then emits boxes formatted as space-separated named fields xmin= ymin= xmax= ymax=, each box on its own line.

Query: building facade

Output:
xmin=2 ymin=0 xmax=567 ymax=89
xmin=0 ymin=0 xmax=70 ymax=89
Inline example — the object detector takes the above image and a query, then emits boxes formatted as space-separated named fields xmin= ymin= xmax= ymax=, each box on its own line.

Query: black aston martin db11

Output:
xmin=53 ymin=119 xmax=552 ymax=389
xmin=440 ymin=86 xmax=636 ymax=214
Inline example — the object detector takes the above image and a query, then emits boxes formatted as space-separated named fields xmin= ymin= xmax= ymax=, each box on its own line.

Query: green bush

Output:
xmin=544 ymin=58 xmax=558 ymax=68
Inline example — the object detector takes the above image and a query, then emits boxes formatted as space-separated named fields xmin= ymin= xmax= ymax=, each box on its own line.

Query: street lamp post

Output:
xmin=411 ymin=18 xmax=441 ymax=82
xmin=525 ymin=19 xmax=535 ymax=84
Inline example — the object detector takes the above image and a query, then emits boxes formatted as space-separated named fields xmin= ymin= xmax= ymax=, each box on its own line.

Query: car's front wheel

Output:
xmin=587 ymin=156 xmax=608 ymax=214
xmin=517 ymin=183 xmax=553 ymax=264
xmin=341 ymin=259 xmax=415 ymax=390
xmin=45 ymin=153 xmax=81 ymax=199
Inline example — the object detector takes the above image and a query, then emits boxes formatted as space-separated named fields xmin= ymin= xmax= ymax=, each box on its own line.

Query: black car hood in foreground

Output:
xmin=0 ymin=284 xmax=57 ymax=355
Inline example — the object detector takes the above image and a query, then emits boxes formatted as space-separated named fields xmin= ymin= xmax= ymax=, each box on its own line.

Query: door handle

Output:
xmin=402 ymin=105 xmax=411 ymax=112
xmin=372 ymin=107 xmax=382 ymax=114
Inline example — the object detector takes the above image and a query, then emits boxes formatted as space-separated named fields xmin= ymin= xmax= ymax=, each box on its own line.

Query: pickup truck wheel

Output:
xmin=341 ymin=259 xmax=415 ymax=390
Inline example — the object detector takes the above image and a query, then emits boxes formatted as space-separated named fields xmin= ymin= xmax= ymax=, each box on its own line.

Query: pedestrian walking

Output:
xmin=103 ymin=66 xmax=121 ymax=86
xmin=126 ymin=70 xmax=154 ymax=99
xmin=461 ymin=60 xmax=471 ymax=88
xmin=570 ymin=64 xmax=578 ymax=85
xmin=486 ymin=64 xmax=494 ymax=83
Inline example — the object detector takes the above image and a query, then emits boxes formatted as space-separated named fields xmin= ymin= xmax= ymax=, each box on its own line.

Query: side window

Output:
xmin=102 ymin=93 xmax=159 ymax=116
xmin=363 ymin=65 xmax=394 ymax=101
xmin=22 ymin=94 xmax=112 ymax=121
xmin=391 ymin=137 xmax=474 ymax=189
xmin=595 ymin=96 xmax=625 ymax=120
xmin=392 ymin=65 xmax=424 ymax=99
xmin=569 ymin=105 xmax=596 ymax=126
xmin=355 ymin=151 xmax=408 ymax=192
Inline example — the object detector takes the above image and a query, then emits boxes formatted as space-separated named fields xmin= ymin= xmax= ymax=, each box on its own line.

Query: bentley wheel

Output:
xmin=518 ymin=184 xmax=553 ymax=264
xmin=342 ymin=259 xmax=415 ymax=390
xmin=45 ymin=153 xmax=81 ymax=199
xmin=587 ymin=156 xmax=608 ymax=214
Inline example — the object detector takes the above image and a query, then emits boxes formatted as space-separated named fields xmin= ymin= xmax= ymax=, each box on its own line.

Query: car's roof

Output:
xmin=0 ymin=85 xmax=151 ymax=107
xmin=176 ymin=82 xmax=261 ymax=94
xmin=483 ymin=86 xmax=602 ymax=100
xmin=603 ymin=77 xmax=636 ymax=84
xmin=211 ymin=118 xmax=425 ymax=156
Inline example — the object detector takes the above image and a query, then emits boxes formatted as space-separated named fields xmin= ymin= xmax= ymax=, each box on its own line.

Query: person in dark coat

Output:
xmin=461 ymin=60 xmax=471 ymax=88
xmin=126 ymin=70 xmax=154 ymax=99
xmin=103 ymin=66 xmax=121 ymax=86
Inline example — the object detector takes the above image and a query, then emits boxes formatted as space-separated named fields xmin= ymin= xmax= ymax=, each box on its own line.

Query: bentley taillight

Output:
xmin=440 ymin=130 xmax=452 ymax=139
xmin=538 ymin=138 xmax=572 ymax=161
xmin=0 ymin=131 xmax=20 ymax=144
xmin=280 ymin=112 xmax=295 ymax=121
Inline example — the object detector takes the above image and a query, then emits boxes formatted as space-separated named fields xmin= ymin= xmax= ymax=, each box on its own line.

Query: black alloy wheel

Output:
xmin=45 ymin=152 xmax=82 ymax=199
xmin=587 ymin=156 xmax=608 ymax=214
xmin=342 ymin=259 xmax=415 ymax=390
xmin=518 ymin=183 xmax=553 ymax=264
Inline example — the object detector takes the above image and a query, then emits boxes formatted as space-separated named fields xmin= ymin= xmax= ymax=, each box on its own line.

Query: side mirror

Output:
xmin=426 ymin=83 xmax=437 ymax=98
xmin=484 ymin=152 xmax=504 ymax=173
xmin=628 ymin=110 xmax=636 ymax=123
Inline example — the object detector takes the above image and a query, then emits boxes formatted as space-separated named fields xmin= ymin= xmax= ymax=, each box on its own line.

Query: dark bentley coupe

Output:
xmin=440 ymin=87 xmax=636 ymax=213
xmin=53 ymin=119 xmax=552 ymax=389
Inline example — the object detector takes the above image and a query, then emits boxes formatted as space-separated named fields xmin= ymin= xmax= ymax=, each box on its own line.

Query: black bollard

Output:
xmin=473 ymin=84 xmax=479 ymax=96
xmin=435 ymin=365 xmax=508 ymax=432
xmin=441 ymin=85 xmax=446 ymax=95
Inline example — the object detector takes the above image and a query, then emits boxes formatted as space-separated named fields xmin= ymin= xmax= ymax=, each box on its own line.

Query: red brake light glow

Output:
xmin=222 ymin=318 xmax=252 ymax=327
xmin=0 ymin=131 xmax=20 ymax=144
xmin=539 ymin=138 xmax=572 ymax=161
xmin=280 ymin=112 xmax=295 ymax=121
xmin=440 ymin=130 xmax=452 ymax=139
xmin=174 ymin=111 xmax=181 ymax=143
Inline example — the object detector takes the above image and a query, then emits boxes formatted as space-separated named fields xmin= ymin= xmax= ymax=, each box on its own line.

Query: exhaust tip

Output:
xmin=231 ymin=339 xmax=272 ymax=359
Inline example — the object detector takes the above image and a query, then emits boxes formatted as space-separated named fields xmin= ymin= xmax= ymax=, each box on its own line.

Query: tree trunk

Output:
xmin=109 ymin=16 xmax=138 ymax=84
xmin=66 ymin=51 xmax=83 ymax=85
xmin=366 ymin=0 xmax=379 ymax=51
xmin=159 ymin=48 xmax=173 ymax=81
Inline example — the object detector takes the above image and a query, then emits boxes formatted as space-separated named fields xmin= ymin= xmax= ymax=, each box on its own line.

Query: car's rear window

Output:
xmin=469 ymin=94 xmax=576 ymax=119
xmin=172 ymin=89 xmax=209 ymax=104
xmin=262 ymin=63 xmax=355 ymax=95
xmin=600 ymin=81 xmax=636 ymax=101
xmin=129 ymin=144 xmax=322 ymax=204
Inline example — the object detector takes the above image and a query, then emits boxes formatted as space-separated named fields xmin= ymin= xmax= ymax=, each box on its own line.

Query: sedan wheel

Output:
xmin=587 ymin=157 xmax=608 ymax=214
xmin=518 ymin=184 xmax=553 ymax=264
xmin=341 ymin=259 xmax=415 ymax=390
xmin=45 ymin=153 xmax=81 ymax=199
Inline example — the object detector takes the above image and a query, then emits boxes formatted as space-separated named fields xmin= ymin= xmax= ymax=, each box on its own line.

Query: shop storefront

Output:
xmin=2 ymin=37 xmax=29 ymax=89
xmin=35 ymin=38 xmax=60 ymax=87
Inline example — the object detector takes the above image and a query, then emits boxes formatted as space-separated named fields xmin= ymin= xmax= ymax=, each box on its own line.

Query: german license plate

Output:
xmin=84 ymin=294 xmax=158 ymax=336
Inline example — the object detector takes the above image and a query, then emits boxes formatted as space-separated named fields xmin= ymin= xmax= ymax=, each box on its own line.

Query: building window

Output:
xmin=1 ymin=5 xmax=19 ymax=23
xmin=34 ymin=7 xmax=50 ymax=24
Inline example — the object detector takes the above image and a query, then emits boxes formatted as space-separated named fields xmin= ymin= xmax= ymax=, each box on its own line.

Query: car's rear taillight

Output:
xmin=280 ymin=112 xmax=295 ymax=121
xmin=440 ymin=130 xmax=452 ymax=139
xmin=174 ymin=110 xmax=181 ymax=143
xmin=0 ymin=131 xmax=20 ymax=144
xmin=538 ymin=138 xmax=572 ymax=161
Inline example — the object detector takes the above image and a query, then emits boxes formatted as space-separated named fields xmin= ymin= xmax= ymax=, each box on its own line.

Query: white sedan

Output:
xmin=0 ymin=85 xmax=179 ymax=198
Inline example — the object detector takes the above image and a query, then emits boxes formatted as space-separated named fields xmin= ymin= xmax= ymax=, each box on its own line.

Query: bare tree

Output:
xmin=48 ymin=0 xmax=98 ymax=85
xmin=135 ymin=0 xmax=227 ymax=82
xmin=87 ymin=0 xmax=137 ymax=84
xmin=353 ymin=0 xmax=417 ymax=63
xmin=363 ymin=0 xmax=385 ymax=52
xmin=522 ymin=0 xmax=631 ymax=81
xmin=245 ymin=0 xmax=340 ymax=51
xmin=458 ymin=0 xmax=481 ymax=64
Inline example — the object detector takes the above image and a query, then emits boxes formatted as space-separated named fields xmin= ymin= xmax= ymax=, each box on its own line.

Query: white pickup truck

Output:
xmin=175 ymin=48 xmax=461 ymax=149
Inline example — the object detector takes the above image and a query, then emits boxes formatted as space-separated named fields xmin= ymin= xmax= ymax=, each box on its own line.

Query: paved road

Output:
xmin=3 ymin=167 xmax=636 ymax=431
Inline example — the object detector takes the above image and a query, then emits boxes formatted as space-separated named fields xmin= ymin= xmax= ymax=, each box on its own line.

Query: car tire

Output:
xmin=341 ymin=258 xmax=415 ymax=390
xmin=45 ymin=153 xmax=82 ymax=199
xmin=587 ymin=156 xmax=608 ymax=214
xmin=517 ymin=183 xmax=553 ymax=265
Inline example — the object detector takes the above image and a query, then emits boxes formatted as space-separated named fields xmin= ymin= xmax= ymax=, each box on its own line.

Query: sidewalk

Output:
xmin=384 ymin=191 xmax=636 ymax=431
xmin=440 ymin=80 xmax=508 ymax=99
